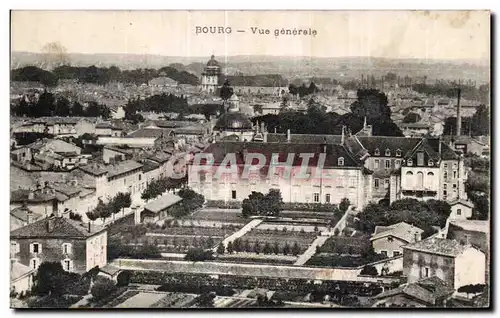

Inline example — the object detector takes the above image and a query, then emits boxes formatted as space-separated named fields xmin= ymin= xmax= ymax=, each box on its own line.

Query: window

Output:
xmin=453 ymin=184 xmax=457 ymax=189
xmin=396 ymin=149 xmax=402 ymax=157
xmin=385 ymin=149 xmax=391 ymax=156
xmin=428 ymin=159 xmax=434 ymax=167
xmin=381 ymin=251 xmax=388 ymax=257
xmin=393 ymin=251 xmax=401 ymax=257
xmin=62 ymin=259 xmax=73 ymax=272
xmin=417 ymin=172 xmax=424 ymax=188
xmin=231 ymin=190 xmax=236 ymax=200
xmin=10 ymin=242 xmax=19 ymax=257
xmin=457 ymin=208 xmax=462 ymax=216
xmin=444 ymin=163 xmax=448 ymax=169
xmin=453 ymin=171 xmax=457 ymax=179
xmin=139 ymin=174 xmax=142 ymax=181
xmin=444 ymin=184 xmax=447 ymax=189
xmin=338 ymin=157 xmax=344 ymax=166
xmin=388 ymin=236 xmax=394 ymax=242
xmin=200 ymin=172 xmax=206 ymax=182
xmin=350 ymin=176 xmax=357 ymax=188
xmin=385 ymin=160 xmax=391 ymax=169
xmin=384 ymin=179 xmax=390 ymax=189
xmin=374 ymin=159 xmax=380 ymax=169
xmin=417 ymin=152 xmax=424 ymax=166
xmin=395 ymin=159 xmax=401 ymax=168
xmin=407 ymin=159 xmax=413 ymax=166
xmin=30 ymin=243 xmax=41 ymax=254
xmin=62 ymin=243 xmax=72 ymax=255
xmin=424 ymin=267 xmax=430 ymax=278
xmin=374 ymin=178 xmax=380 ymax=189
xmin=453 ymin=163 xmax=457 ymax=169
xmin=325 ymin=194 xmax=331 ymax=203
xmin=31 ymin=258 xmax=40 ymax=269
xmin=444 ymin=171 xmax=448 ymax=180
xmin=443 ymin=190 xmax=447 ymax=199
xmin=313 ymin=193 xmax=320 ymax=203
xmin=374 ymin=148 xmax=380 ymax=156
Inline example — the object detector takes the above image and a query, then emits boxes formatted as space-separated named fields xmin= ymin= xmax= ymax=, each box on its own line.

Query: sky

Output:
xmin=11 ymin=10 xmax=490 ymax=61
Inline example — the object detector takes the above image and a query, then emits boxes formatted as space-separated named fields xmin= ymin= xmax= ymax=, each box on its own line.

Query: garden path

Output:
xmin=212 ymin=219 xmax=263 ymax=252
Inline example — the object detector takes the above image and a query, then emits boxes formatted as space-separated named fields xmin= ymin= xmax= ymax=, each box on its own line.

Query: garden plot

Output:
xmin=186 ymin=209 xmax=249 ymax=225
xmin=114 ymin=292 xmax=166 ymax=308
xmin=255 ymin=222 xmax=329 ymax=233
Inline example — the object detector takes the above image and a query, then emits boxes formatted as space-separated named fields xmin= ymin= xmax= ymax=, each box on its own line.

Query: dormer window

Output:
xmin=396 ymin=149 xmax=402 ymax=157
xmin=374 ymin=148 xmax=380 ymax=156
xmin=338 ymin=157 xmax=344 ymax=166
xmin=428 ymin=159 xmax=434 ymax=167
xmin=385 ymin=149 xmax=391 ymax=157
xmin=407 ymin=159 xmax=413 ymax=166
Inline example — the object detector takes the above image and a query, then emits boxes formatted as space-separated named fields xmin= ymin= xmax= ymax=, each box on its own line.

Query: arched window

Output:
xmin=427 ymin=172 xmax=435 ymax=188
xmin=385 ymin=149 xmax=391 ymax=156
xmin=417 ymin=172 xmax=424 ymax=188
xmin=374 ymin=148 xmax=380 ymax=156
xmin=338 ymin=157 xmax=344 ymax=166
xmin=428 ymin=159 xmax=434 ymax=167
xmin=406 ymin=171 xmax=414 ymax=188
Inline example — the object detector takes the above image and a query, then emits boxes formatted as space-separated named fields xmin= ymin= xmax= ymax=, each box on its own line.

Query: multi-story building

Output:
xmin=10 ymin=216 xmax=108 ymax=273
xmin=402 ymin=237 xmax=486 ymax=290
xmin=188 ymin=140 xmax=372 ymax=209
xmin=370 ymin=222 xmax=424 ymax=258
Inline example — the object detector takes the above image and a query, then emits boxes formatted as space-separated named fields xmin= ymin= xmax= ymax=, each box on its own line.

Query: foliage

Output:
xmin=354 ymin=199 xmax=450 ymax=237
xmin=241 ymin=189 xmax=283 ymax=218
xmin=90 ymin=277 xmax=117 ymax=301
xmin=184 ymin=248 xmax=214 ymax=262
xmin=219 ymin=79 xmax=234 ymax=101
xmin=196 ymin=292 xmax=216 ymax=308
xmin=141 ymin=177 xmax=187 ymax=202
xmin=360 ymin=265 xmax=379 ymax=276
xmin=205 ymin=200 xmax=242 ymax=209
xmin=11 ymin=66 xmax=58 ymax=86
xmin=339 ymin=198 xmax=351 ymax=213
xmin=216 ymin=243 xmax=225 ymax=255
xmin=124 ymin=93 xmax=188 ymax=117
xmin=288 ymin=82 xmax=319 ymax=98
xmin=32 ymin=262 xmax=92 ymax=297
xmin=107 ymin=238 xmax=161 ymax=260
xmin=281 ymin=202 xmax=338 ymax=212
xmin=69 ymin=212 xmax=82 ymax=221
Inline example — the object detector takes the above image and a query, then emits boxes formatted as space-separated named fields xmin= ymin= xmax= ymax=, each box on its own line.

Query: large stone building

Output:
xmin=10 ymin=216 xmax=108 ymax=273
xmin=200 ymin=55 xmax=221 ymax=94
xmin=213 ymin=93 xmax=255 ymax=142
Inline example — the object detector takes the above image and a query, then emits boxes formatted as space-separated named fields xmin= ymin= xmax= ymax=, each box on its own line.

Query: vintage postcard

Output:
xmin=9 ymin=10 xmax=490 ymax=309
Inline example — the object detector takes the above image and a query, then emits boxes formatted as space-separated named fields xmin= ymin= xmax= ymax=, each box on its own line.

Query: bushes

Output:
xmin=91 ymin=277 xmax=117 ymax=302
xmin=360 ymin=265 xmax=378 ymax=276
xmin=205 ymin=200 xmax=242 ymax=209
xmin=282 ymin=202 xmax=338 ymax=212
xmin=184 ymin=248 xmax=214 ymax=262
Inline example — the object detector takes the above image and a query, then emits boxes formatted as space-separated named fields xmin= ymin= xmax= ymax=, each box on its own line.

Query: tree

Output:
xmin=86 ymin=211 xmax=99 ymax=223
xmin=253 ymin=241 xmax=261 ymax=254
xmin=458 ymin=284 xmax=486 ymax=298
xmin=216 ymin=243 xmax=225 ymax=255
xmin=273 ymin=241 xmax=280 ymax=255
xmin=262 ymin=242 xmax=272 ymax=254
xmin=334 ymin=228 xmax=340 ymax=236
xmin=54 ymin=97 xmax=71 ymax=116
xmin=360 ymin=265 xmax=378 ymax=276
xmin=339 ymin=198 xmax=351 ymax=213
xmin=196 ymin=291 xmax=216 ymax=308
xmin=282 ymin=243 xmax=290 ymax=256
xmin=90 ymin=277 xmax=117 ymax=301
xmin=219 ymin=79 xmax=234 ymax=103
xmin=32 ymin=262 xmax=69 ymax=296
xmin=226 ymin=241 xmax=234 ymax=254
xmin=114 ymin=192 xmax=132 ymax=218
xmin=291 ymin=242 xmax=301 ymax=256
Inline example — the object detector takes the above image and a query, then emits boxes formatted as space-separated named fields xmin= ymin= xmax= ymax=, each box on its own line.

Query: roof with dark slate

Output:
xmin=10 ymin=217 xmax=106 ymax=239
xmin=403 ymin=237 xmax=473 ymax=257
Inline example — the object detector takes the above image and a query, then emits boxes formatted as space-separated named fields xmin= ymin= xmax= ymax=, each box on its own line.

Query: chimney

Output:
xmin=456 ymin=88 xmax=462 ymax=137
xmin=287 ymin=129 xmax=291 ymax=143
xmin=26 ymin=210 xmax=33 ymax=224
xmin=263 ymin=131 xmax=268 ymax=143
xmin=46 ymin=216 xmax=55 ymax=233
xmin=88 ymin=222 xmax=92 ymax=233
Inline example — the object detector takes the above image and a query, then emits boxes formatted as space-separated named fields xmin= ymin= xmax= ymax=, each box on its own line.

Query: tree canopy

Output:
xmin=242 ymin=189 xmax=284 ymax=218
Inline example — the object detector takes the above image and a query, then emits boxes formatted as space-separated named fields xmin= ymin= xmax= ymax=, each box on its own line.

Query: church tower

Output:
xmin=200 ymin=55 xmax=221 ymax=94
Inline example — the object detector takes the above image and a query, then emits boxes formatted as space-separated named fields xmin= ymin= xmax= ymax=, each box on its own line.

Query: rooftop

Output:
xmin=371 ymin=222 xmax=424 ymax=242
xmin=126 ymin=128 xmax=174 ymax=139
xmin=11 ymin=261 xmax=35 ymax=281
xmin=10 ymin=206 xmax=43 ymax=222
xmin=10 ymin=217 xmax=106 ymax=239
xmin=449 ymin=220 xmax=489 ymax=234
xmin=403 ymin=237 xmax=473 ymax=257
xmin=106 ymin=160 xmax=143 ymax=179
xmin=144 ymin=193 xmax=183 ymax=213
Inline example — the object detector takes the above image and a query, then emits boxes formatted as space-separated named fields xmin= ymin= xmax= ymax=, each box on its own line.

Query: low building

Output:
xmin=10 ymin=216 xmax=108 ymax=273
xmin=372 ymin=276 xmax=454 ymax=308
xmin=446 ymin=220 xmax=488 ymax=254
xmin=400 ymin=122 xmax=431 ymax=137
xmin=370 ymin=222 xmax=424 ymax=258
xmin=402 ymin=237 xmax=486 ymax=290
xmin=10 ymin=261 xmax=35 ymax=296
xmin=141 ymin=193 xmax=183 ymax=223
xmin=10 ymin=206 xmax=44 ymax=231
xmin=448 ymin=199 xmax=474 ymax=220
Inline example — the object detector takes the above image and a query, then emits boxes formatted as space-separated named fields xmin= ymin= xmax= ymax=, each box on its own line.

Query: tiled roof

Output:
xmin=10 ymin=217 xmax=106 ymax=239
xmin=78 ymin=163 xmax=108 ymax=176
xmin=144 ymin=193 xmax=183 ymax=213
xmin=403 ymin=237 xmax=472 ymax=257
xmin=10 ymin=206 xmax=43 ymax=222
xmin=106 ymin=160 xmax=143 ymax=179
xmin=126 ymin=128 xmax=174 ymax=139
xmin=201 ymin=141 xmax=363 ymax=168
xmin=10 ymin=189 xmax=56 ymax=203
xmin=373 ymin=276 xmax=453 ymax=305
xmin=449 ymin=199 xmax=474 ymax=209
xmin=448 ymin=220 xmax=489 ymax=234
xmin=371 ymin=222 xmax=424 ymax=242
xmin=141 ymin=160 xmax=160 ymax=173
xmin=11 ymin=261 xmax=35 ymax=281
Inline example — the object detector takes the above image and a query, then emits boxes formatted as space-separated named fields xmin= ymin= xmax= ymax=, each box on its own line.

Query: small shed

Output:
xmin=141 ymin=193 xmax=183 ymax=223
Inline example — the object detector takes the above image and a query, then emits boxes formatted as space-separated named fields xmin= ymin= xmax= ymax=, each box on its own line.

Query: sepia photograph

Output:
xmin=8 ymin=9 xmax=491 ymax=309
